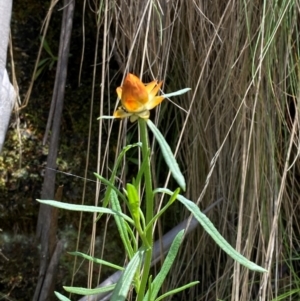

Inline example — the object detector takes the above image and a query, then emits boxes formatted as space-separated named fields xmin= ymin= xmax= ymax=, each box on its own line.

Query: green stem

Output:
xmin=137 ymin=118 xmax=153 ymax=301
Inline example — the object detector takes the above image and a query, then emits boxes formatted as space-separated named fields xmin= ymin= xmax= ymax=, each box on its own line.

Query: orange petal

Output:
xmin=147 ymin=81 xmax=163 ymax=101
xmin=113 ymin=108 xmax=132 ymax=119
xmin=121 ymin=74 xmax=148 ymax=112
xmin=146 ymin=96 xmax=165 ymax=110
xmin=122 ymin=99 xmax=147 ymax=113
xmin=116 ymin=87 xmax=122 ymax=99
xmin=145 ymin=80 xmax=158 ymax=94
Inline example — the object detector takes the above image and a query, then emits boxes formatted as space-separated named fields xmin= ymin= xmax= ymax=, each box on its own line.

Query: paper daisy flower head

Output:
xmin=113 ymin=73 xmax=164 ymax=122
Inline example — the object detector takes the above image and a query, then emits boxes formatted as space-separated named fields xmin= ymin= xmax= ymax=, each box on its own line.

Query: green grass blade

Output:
xmin=41 ymin=37 xmax=55 ymax=58
xmin=155 ymin=188 xmax=267 ymax=273
xmin=111 ymin=248 xmax=145 ymax=301
xmin=143 ymin=230 xmax=184 ymax=301
xmin=37 ymin=58 xmax=50 ymax=67
xmin=68 ymin=251 xmax=124 ymax=271
xmin=147 ymin=120 xmax=186 ymax=191
xmin=270 ymin=289 xmax=300 ymax=301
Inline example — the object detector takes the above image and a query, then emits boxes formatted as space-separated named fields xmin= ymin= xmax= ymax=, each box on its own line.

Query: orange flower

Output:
xmin=113 ymin=73 xmax=164 ymax=122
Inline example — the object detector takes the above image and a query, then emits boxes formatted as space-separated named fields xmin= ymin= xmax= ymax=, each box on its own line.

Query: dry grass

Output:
xmin=33 ymin=0 xmax=300 ymax=300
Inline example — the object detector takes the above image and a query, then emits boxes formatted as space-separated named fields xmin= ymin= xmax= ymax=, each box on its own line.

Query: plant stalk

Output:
xmin=137 ymin=118 xmax=154 ymax=301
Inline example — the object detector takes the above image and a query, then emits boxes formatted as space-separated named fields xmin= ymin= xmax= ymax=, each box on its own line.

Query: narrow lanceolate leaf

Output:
xmin=96 ymin=142 xmax=142 ymax=209
xmin=98 ymin=115 xmax=116 ymax=119
xmin=94 ymin=172 xmax=127 ymax=203
xmin=162 ymin=88 xmax=191 ymax=98
xmin=143 ymin=230 xmax=185 ymax=301
xmin=63 ymin=284 xmax=115 ymax=295
xmin=111 ymin=249 xmax=145 ymax=301
xmin=69 ymin=251 xmax=124 ymax=271
xmin=54 ymin=292 xmax=71 ymax=301
xmin=146 ymin=188 xmax=180 ymax=233
xmin=155 ymin=188 xmax=267 ymax=273
xmin=110 ymin=190 xmax=135 ymax=258
xmin=155 ymin=281 xmax=199 ymax=301
xmin=36 ymin=199 xmax=134 ymax=224
xmin=147 ymin=119 xmax=186 ymax=191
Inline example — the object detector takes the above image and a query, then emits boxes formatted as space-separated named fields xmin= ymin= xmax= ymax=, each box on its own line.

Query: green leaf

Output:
xmin=36 ymin=199 xmax=134 ymax=224
xmin=111 ymin=248 xmax=145 ymax=301
xmin=155 ymin=188 xmax=267 ymax=273
xmin=145 ymin=188 xmax=180 ymax=233
xmin=155 ymin=281 xmax=199 ymax=301
xmin=93 ymin=173 xmax=127 ymax=203
xmin=69 ymin=251 xmax=123 ymax=271
xmin=126 ymin=183 xmax=140 ymax=223
xmin=147 ymin=120 xmax=186 ymax=191
xmin=110 ymin=190 xmax=135 ymax=258
xmin=124 ymin=184 xmax=149 ymax=247
xmin=37 ymin=58 xmax=51 ymax=67
xmin=162 ymin=88 xmax=191 ymax=98
xmin=49 ymin=60 xmax=56 ymax=70
xmin=63 ymin=284 xmax=115 ymax=295
xmin=98 ymin=115 xmax=116 ymax=119
xmin=144 ymin=230 xmax=185 ymax=301
xmin=54 ymin=291 xmax=71 ymax=301
xmin=133 ymin=147 xmax=149 ymax=188
xmin=41 ymin=37 xmax=55 ymax=58
xmin=97 ymin=142 xmax=142 ymax=208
